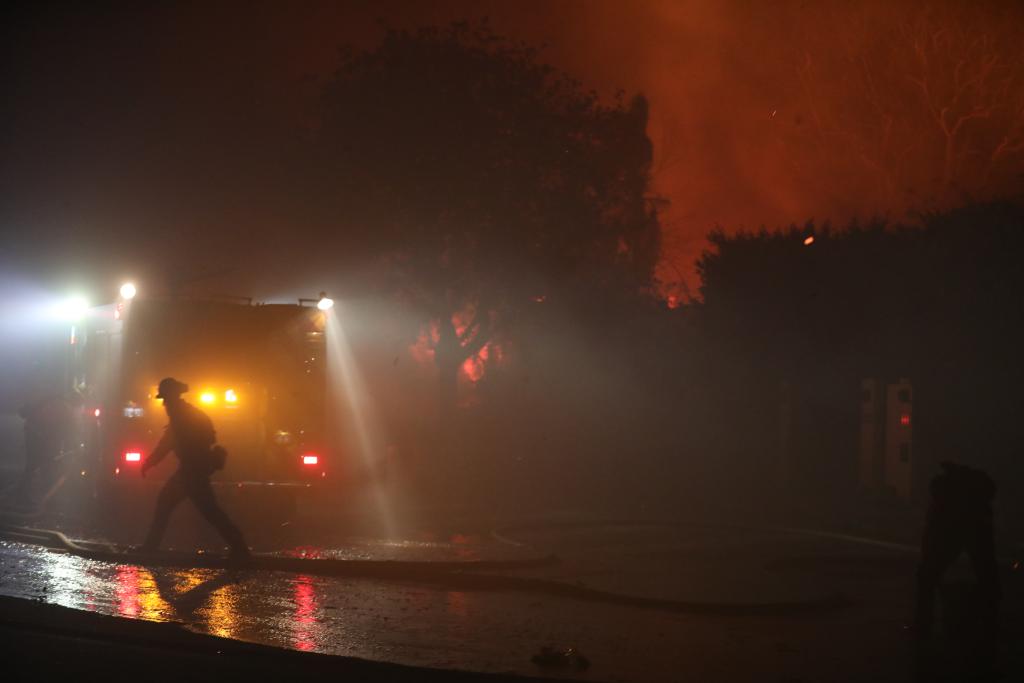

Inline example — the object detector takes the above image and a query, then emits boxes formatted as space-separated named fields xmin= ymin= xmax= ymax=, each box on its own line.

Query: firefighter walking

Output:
xmin=139 ymin=377 xmax=249 ymax=560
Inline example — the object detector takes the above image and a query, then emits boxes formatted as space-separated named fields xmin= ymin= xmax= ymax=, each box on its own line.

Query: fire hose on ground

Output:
xmin=0 ymin=522 xmax=851 ymax=616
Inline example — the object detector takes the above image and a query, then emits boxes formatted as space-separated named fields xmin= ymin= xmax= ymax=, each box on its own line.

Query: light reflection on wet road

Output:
xmin=2 ymin=539 xmax=547 ymax=674
xmin=1 ymin=521 xmax=527 ymax=661
xmin=0 ymin=525 xmax=921 ymax=682
xmin=292 ymin=574 xmax=320 ymax=651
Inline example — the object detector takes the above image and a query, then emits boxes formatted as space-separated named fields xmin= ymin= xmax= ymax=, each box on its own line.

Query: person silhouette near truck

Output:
xmin=138 ymin=377 xmax=249 ymax=560
xmin=913 ymin=460 xmax=1000 ymax=669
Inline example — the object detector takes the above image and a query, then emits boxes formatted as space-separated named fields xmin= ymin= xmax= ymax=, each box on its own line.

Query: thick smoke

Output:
xmin=3 ymin=0 xmax=1023 ymax=295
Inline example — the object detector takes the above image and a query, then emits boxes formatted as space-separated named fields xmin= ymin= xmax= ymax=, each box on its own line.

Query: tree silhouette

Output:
xmin=313 ymin=22 xmax=660 ymax=416
xmin=783 ymin=2 xmax=1024 ymax=214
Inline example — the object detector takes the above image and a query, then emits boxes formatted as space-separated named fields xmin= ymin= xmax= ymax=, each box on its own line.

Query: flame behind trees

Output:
xmin=783 ymin=1 xmax=1024 ymax=216
xmin=313 ymin=22 xmax=660 ymax=418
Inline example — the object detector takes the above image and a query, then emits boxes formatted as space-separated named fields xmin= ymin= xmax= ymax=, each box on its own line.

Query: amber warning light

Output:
xmin=124 ymin=451 xmax=142 ymax=463
xmin=302 ymin=454 xmax=319 ymax=466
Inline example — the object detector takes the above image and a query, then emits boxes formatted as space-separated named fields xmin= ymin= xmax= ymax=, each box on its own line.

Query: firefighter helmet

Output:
xmin=155 ymin=377 xmax=189 ymax=399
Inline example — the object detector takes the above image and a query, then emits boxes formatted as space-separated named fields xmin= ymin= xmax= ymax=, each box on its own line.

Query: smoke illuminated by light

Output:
xmin=323 ymin=304 xmax=395 ymax=536
xmin=3 ymin=1 xmax=1022 ymax=301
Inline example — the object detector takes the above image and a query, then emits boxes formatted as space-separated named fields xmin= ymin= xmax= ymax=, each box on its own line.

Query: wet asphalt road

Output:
xmin=0 ymin=519 xmax=963 ymax=682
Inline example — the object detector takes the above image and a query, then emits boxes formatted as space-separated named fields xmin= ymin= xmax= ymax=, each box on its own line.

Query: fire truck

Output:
xmin=71 ymin=288 xmax=336 ymax=504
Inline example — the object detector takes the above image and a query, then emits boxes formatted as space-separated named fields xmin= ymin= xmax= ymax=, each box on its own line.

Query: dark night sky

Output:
xmin=3 ymin=0 xmax=1023 ymax=301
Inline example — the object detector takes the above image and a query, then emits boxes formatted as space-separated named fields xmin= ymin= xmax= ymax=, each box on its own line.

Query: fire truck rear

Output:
xmin=75 ymin=293 xmax=335 ymax=506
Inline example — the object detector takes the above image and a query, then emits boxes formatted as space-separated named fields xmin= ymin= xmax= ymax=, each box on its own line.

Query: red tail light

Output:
xmin=302 ymin=454 xmax=319 ymax=466
xmin=124 ymin=451 xmax=142 ymax=463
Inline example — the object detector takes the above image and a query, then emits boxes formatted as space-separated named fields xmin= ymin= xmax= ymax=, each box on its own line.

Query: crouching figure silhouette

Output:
xmin=914 ymin=461 xmax=999 ymax=668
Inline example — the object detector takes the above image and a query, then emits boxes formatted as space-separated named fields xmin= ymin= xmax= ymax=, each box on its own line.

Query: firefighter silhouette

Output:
xmin=914 ymin=461 xmax=999 ymax=645
xmin=139 ymin=377 xmax=249 ymax=559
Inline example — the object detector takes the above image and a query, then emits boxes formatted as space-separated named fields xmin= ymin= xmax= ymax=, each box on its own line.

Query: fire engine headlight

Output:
xmin=120 ymin=282 xmax=137 ymax=300
xmin=199 ymin=391 xmax=217 ymax=405
xmin=60 ymin=296 xmax=89 ymax=321
xmin=224 ymin=389 xmax=238 ymax=404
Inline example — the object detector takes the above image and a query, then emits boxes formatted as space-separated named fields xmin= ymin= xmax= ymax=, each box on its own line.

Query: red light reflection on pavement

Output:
xmin=115 ymin=565 xmax=140 ymax=617
xmin=292 ymin=575 xmax=319 ymax=651
xmin=114 ymin=564 xmax=169 ymax=621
